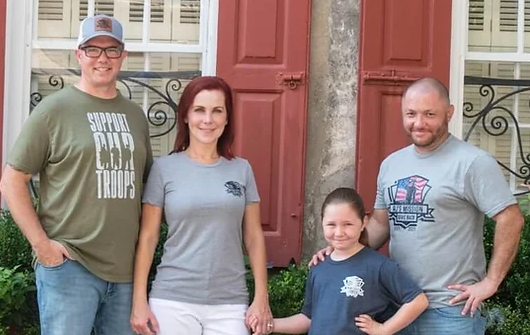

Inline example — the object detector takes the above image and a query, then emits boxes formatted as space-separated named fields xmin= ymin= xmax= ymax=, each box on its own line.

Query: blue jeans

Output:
xmin=35 ymin=259 xmax=135 ymax=335
xmin=397 ymin=305 xmax=486 ymax=335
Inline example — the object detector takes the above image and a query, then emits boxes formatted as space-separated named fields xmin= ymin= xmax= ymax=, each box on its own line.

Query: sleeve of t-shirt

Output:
xmin=244 ymin=160 xmax=260 ymax=204
xmin=373 ymin=160 xmax=387 ymax=209
xmin=300 ymin=268 xmax=315 ymax=319
xmin=464 ymin=154 xmax=517 ymax=218
xmin=142 ymin=159 xmax=165 ymax=207
xmin=379 ymin=258 xmax=423 ymax=305
xmin=7 ymin=109 xmax=51 ymax=174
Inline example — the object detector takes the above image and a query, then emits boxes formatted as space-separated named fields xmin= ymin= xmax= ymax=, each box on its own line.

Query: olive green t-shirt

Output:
xmin=7 ymin=86 xmax=153 ymax=283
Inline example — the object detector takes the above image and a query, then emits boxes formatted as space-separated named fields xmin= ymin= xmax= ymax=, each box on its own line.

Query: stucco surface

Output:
xmin=302 ymin=0 xmax=360 ymax=260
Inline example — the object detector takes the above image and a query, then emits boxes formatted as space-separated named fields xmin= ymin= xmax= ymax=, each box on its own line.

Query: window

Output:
xmin=463 ymin=0 xmax=530 ymax=192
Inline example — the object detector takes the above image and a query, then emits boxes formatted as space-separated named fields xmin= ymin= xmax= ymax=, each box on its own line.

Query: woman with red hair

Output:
xmin=131 ymin=76 xmax=272 ymax=335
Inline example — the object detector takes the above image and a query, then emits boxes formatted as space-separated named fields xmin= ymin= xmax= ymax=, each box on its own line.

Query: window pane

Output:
xmin=37 ymin=0 xmax=75 ymax=38
xmin=149 ymin=0 xmax=201 ymax=44
xmin=518 ymin=63 xmax=530 ymax=124
xmin=463 ymin=61 xmax=516 ymax=187
xmin=467 ymin=0 xmax=530 ymax=52
xmin=516 ymin=128 xmax=530 ymax=188
xmin=121 ymin=52 xmax=202 ymax=156
xmin=524 ymin=1 xmax=530 ymax=52
xmin=462 ymin=60 xmax=530 ymax=190
xmin=31 ymin=50 xmax=78 ymax=106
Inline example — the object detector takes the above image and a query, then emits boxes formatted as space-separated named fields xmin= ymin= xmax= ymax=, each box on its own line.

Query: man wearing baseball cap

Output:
xmin=1 ymin=14 xmax=153 ymax=335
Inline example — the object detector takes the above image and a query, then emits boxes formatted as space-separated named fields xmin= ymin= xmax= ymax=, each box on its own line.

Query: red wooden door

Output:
xmin=356 ymin=0 xmax=452 ymax=212
xmin=216 ymin=0 xmax=311 ymax=266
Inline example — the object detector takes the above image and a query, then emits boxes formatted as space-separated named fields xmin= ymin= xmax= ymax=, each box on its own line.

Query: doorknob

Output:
xmin=275 ymin=72 xmax=306 ymax=90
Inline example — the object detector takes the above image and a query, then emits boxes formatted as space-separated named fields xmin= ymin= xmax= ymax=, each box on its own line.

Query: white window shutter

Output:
xmin=172 ymin=0 xmax=200 ymax=43
xmin=468 ymin=0 xmax=492 ymax=50
xmin=110 ymin=1 xmax=171 ymax=41
xmin=469 ymin=0 xmax=530 ymax=51
xmin=37 ymin=0 xmax=74 ymax=38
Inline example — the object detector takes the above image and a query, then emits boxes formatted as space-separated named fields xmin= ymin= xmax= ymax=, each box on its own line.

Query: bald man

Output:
xmin=365 ymin=78 xmax=523 ymax=334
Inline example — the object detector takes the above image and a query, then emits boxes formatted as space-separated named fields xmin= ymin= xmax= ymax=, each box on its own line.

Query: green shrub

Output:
xmin=0 ymin=266 xmax=36 ymax=330
xmin=148 ymin=222 xmax=168 ymax=286
xmin=0 ymin=210 xmax=33 ymax=271
xmin=268 ymin=265 xmax=308 ymax=318
xmin=485 ymin=303 xmax=530 ymax=335
xmin=246 ymin=264 xmax=308 ymax=335
xmin=484 ymin=215 xmax=530 ymax=314
xmin=4 ymin=209 xmax=530 ymax=335
xmin=483 ymin=214 xmax=530 ymax=334
xmin=0 ymin=211 xmax=39 ymax=334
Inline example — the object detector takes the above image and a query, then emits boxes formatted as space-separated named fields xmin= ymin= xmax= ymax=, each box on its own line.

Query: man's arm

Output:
xmin=448 ymin=204 xmax=523 ymax=315
xmin=0 ymin=164 xmax=70 ymax=266
xmin=487 ymin=204 xmax=524 ymax=287
xmin=365 ymin=208 xmax=390 ymax=250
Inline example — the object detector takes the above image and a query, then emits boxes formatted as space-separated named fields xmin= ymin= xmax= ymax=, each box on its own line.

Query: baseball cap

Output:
xmin=77 ymin=14 xmax=124 ymax=48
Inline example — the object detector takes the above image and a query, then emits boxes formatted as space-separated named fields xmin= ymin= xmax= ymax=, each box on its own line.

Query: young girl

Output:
xmin=269 ymin=187 xmax=428 ymax=335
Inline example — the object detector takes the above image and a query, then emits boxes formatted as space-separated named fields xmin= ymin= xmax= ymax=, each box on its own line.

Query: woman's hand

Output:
xmin=130 ymin=301 xmax=159 ymax=335
xmin=245 ymin=296 xmax=273 ymax=334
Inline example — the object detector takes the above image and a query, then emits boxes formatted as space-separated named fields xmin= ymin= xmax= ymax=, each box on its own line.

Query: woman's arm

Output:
xmin=272 ymin=313 xmax=311 ymax=334
xmin=130 ymin=203 xmax=163 ymax=335
xmin=355 ymin=293 xmax=428 ymax=335
xmin=243 ymin=202 xmax=273 ymax=334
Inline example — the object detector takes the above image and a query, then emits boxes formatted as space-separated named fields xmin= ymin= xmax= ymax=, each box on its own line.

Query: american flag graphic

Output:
xmin=395 ymin=176 xmax=428 ymax=203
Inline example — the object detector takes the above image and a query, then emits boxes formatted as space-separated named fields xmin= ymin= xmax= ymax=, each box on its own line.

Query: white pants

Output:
xmin=149 ymin=298 xmax=249 ymax=335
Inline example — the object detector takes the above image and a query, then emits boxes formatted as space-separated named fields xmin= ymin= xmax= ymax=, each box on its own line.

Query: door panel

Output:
xmin=217 ymin=0 xmax=311 ymax=266
xmin=356 ymin=0 xmax=452 ymax=211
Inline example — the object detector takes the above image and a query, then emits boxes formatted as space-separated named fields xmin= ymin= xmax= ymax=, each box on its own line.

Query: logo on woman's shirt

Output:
xmin=225 ymin=181 xmax=245 ymax=197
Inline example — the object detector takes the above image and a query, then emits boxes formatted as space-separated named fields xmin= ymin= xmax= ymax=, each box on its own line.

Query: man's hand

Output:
xmin=448 ymin=276 xmax=499 ymax=316
xmin=33 ymin=239 xmax=72 ymax=267
xmin=307 ymin=246 xmax=333 ymax=267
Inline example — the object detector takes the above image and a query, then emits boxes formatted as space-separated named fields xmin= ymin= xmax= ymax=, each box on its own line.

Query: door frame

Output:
xmin=449 ymin=0 xmax=468 ymax=139
xmin=3 ymin=0 xmax=32 ymax=167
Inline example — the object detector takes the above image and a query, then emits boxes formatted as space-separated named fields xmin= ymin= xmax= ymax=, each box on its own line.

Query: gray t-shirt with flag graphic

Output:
xmin=143 ymin=152 xmax=260 ymax=305
xmin=374 ymin=135 xmax=516 ymax=308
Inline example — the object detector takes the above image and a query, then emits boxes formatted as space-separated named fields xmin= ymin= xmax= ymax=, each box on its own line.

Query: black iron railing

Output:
xmin=463 ymin=75 xmax=530 ymax=195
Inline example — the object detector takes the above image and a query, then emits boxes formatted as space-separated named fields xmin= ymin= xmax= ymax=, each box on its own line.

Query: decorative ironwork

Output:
xmin=28 ymin=68 xmax=201 ymax=198
xmin=30 ymin=68 xmax=200 ymax=137
xmin=463 ymin=75 xmax=530 ymax=195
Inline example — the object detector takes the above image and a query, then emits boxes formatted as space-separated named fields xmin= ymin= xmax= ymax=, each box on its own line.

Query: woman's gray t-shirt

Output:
xmin=143 ymin=152 xmax=260 ymax=305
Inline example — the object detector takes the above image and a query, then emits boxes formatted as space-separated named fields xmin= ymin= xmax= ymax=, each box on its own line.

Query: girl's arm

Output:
xmin=355 ymin=293 xmax=428 ymax=335
xmin=272 ymin=313 xmax=311 ymax=334
xmin=130 ymin=203 xmax=163 ymax=335
xmin=243 ymin=202 xmax=273 ymax=334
